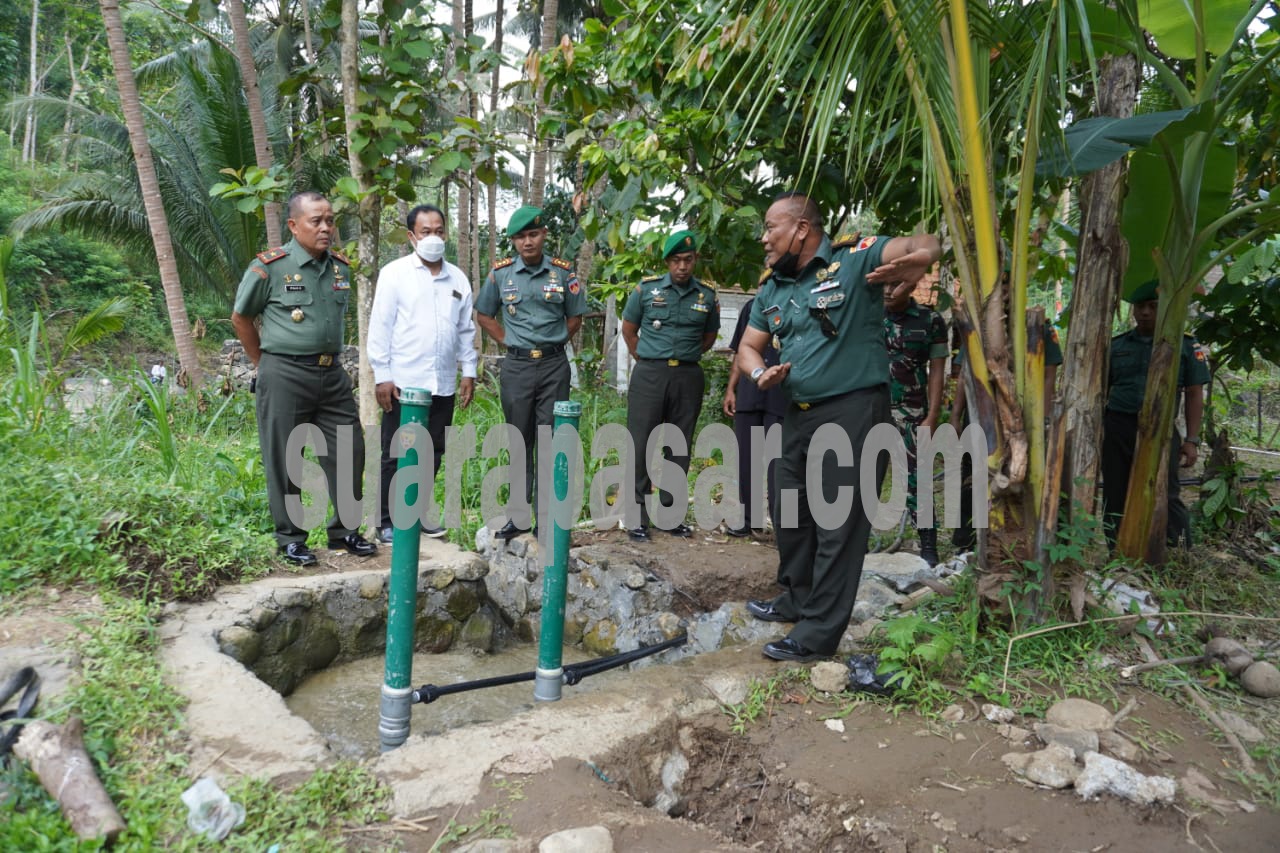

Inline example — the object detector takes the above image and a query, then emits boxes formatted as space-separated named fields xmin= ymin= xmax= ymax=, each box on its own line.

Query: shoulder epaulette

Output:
xmin=551 ymin=257 xmax=573 ymax=270
xmin=831 ymin=231 xmax=863 ymax=249
xmin=757 ymin=268 xmax=773 ymax=285
xmin=329 ymin=249 xmax=350 ymax=265
xmin=256 ymin=247 xmax=288 ymax=264
xmin=642 ymin=273 xmax=664 ymax=283
xmin=493 ymin=257 xmax=515 ymax=270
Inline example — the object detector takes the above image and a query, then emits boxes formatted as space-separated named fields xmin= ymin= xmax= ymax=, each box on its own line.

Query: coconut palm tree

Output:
xmin=225 ymin=0 xmax=284 ymax=246
xmin=97 ymin=0 xmax=202 ymax=387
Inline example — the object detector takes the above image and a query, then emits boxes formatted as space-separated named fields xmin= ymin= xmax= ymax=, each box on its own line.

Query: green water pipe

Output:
xmin=379 ymin=387 xmax=431 ymax=751
xmin=534 ymin=400 xmax=581 ymax=702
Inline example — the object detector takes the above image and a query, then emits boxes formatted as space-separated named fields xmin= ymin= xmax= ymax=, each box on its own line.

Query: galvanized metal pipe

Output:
xmin=534 ymin=400 xmax=581 ymax=701
xmin=379 ymin=387 xmax=431 ymax=751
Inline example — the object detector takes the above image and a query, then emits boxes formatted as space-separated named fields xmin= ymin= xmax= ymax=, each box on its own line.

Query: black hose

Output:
xmin=413 ymin=633 xmax=688 ymax=705
xmin=0 ymin=666 xmax=40 ymax=763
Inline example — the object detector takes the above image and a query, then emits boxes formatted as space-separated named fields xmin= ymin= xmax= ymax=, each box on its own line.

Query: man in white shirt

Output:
xmin=369 ymin=204 xmax=477 ymax=543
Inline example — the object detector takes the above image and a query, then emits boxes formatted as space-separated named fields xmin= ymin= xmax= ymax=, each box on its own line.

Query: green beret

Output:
xmin=1125 ymin=279 xmax=1159 ymax=304
xmin=506 ymin=205 xmax=544 ymax=237
xmin=662 ymin=230 xmax=698 ymax=259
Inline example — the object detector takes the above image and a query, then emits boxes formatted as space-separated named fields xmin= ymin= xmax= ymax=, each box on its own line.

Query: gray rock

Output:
xmin=703 ymin=672 xmax=750 ymax=706
xmin=1204 ymin=637 xmax=1253 ymax=676
xmin=300 ymin=625 xmax=340 ymax=670
xmin=456 ymin=839 xmax=532 ymax=853
xmin=459 ymin=611 xmax=496 ymax=653
xmin=358 ymin=576 xmax=385 ymax=599
xmin=1217 ymin=710 xmax=1266 ymax=743
xmin=1075 ymin=751 xmax=1176 ymax=805
xmin=217 ymin=626 xmax=262 ymax=666
xmin=1045 ymin=697 xmax=1113 ymax=731
xmin=810 ymin=661 xmax=849 ymax=694
xmin=1240 ymin=661 xmax=1280 ymax=698
xmin=1001 ymin=744 xmax=1079 ymax=789
xmin=453 ymin=555 xmax=490 ymax=582
xmin=623 ymin=571 xmax=647 ymax=590
xmin=863 ymin=551 xmax=933 ymax=592
xmin=273 ymin=588 xmax=314 ymax=610
xmin=1097 ymin=729 xmax=1141 ymax=762
xmin=538 ymin=825 xmax=614 ymax=853
xmin=1034 ymin=723 xmax=1099 ymax=760
xmin=848 ymin=618 xmax=883 ymax=642
xmin=247 ymin=606 xmax=279 ymax=630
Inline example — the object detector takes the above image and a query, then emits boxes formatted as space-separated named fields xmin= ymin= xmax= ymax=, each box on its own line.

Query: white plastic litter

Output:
xmin=181 ymin=777 xmax=245 ymax=841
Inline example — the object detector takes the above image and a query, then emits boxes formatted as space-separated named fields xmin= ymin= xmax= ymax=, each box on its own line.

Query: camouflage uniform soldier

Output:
xmin=883 ymin=286 xmax=948 ymax=565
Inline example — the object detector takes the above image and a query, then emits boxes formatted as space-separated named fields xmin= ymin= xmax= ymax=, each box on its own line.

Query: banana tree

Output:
xmin=1087 ymin=0 xmax=1280 ymax=563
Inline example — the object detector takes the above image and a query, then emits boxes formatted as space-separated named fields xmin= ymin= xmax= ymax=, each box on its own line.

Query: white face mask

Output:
xmin=415 ymin=235 xmax=446 ymax=262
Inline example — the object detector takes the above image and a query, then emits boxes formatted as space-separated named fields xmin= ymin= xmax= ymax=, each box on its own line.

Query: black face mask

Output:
xmin=771 ymin=225 xmax=804 ymax=278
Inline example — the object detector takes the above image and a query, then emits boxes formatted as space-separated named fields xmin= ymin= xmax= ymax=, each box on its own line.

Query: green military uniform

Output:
xmin=475 ymin=207 xmax=588 ymax=517
xmin=746 ymin=232 xmax=892 ymax=655
xmin=1102 ymin=312 xmax=1210 ymax=548
xmin=885 ymin=299 xmax=948 ymax=522
xmin=233 ymin=238 xmax=365 ymax=547
xmin=623 ymin=232 xmax=720 ymax=529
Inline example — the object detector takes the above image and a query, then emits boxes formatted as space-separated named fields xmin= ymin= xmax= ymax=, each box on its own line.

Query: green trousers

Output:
xmin=499 ymin=350 xmax=571 ymax=522
xmin=255 ymin=352 xmax=365 ymax=546
xmin=773 ymin=385 xmax=889 ymax=654
xmin=627 ymin=360 xmax=705 ymax=528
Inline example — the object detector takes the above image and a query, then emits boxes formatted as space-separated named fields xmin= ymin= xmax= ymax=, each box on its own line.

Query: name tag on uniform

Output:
xmin=452 ymin=290 xmax=462 ymax=300
xmin=285 ymin=284 xmax=306 ymax=292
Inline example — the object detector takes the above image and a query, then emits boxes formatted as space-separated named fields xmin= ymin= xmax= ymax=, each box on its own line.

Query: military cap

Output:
xmin=1125 ymin=279 xmax=1159 ymax=304
xmin=506 ymin=205 xmax=545 ymax=237
xmin=662 ymin=229 xmax=698 ymax=259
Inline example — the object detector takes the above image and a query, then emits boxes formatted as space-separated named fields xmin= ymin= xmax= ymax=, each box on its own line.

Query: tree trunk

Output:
xmin=1061 ymin=52 xmax=1138 ymax=524
xmin=527 ymin=0 xmax=558 ymax=206
xmin=100 ymin=0 xmax=203 ymax=387
xmin=340 ymin=0 xmax=379 ymax=428
xmin=226 ymin=0 xmax=283 ymax=247
xmin=15 ymin=718 xmax=126 ymax=841
xmin=487 ymin=0 xmax=503 ymax=268
xmin=23 ymin=0 xmax=39 ymax=163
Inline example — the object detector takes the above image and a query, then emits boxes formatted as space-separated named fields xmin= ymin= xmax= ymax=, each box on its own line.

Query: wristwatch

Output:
xmin=750 ymin=366 xmax=766 ymax=384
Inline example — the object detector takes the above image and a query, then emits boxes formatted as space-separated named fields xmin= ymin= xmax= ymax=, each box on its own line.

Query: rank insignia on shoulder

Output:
xmin=329 ymin=249 xmax=350 ymax=265
xmin=757 ymin=268 xmax=772 ymax=285
xmin=642 ymin=273 xmax=663 ymax=283
xmin=493 ymin=257 xmax=515 ymax=270
xmin=256 ymin=247 xmax=288 ymax=264
xmin=551 ymin=257 xmax=573 ymax=270
xmin=831 ymin=232 xmax=862 ymax=249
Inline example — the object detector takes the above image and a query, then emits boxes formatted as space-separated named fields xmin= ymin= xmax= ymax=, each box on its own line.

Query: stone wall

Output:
xmin=218 ymin=340 xmax=361 ymax=393
xmin=215 ymin=554 xmax=497 ymax=695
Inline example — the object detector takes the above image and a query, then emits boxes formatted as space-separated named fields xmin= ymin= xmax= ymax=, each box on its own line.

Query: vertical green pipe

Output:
xmin=379 ymin=387 xmax=430 ymax=751
xmin=534 ymin=400 xmax=581 ymax=702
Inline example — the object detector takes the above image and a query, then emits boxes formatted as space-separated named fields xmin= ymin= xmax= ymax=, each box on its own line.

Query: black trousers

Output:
xmin=1101 ymin=409 xmax=1190 ymax=548
xmin=627 ymin=360 xmax=705 ymax=527
xmin=734 ymin=409 xmax=783 ymax=529
xmin=255 ymin=353 xmax=364 ymax=546
xmin=379 ymin=393 xmax=455 ymax=528
xmin=772 ymin=385 xmax=890 ymax=653
xmin=500 ymin=351 xmax=571 ymax=520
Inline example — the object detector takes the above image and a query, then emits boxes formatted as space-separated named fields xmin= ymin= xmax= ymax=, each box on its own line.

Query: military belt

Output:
xmin=640 ymin=358 xmax=699 ymax=367
xmin=507 ymin=343 xmax=565 ymax=360
xmin=792 ymin=383 xmax=887 ymax=411
xmin=272 ymin=352 xmax=340 ymax=367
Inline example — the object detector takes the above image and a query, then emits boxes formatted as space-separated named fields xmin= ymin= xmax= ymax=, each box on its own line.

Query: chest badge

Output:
xmin=291 ymin=308 xmax=305 ymax=323
xmin=508 ymin=304 xmax=517 ymax=316
xmin=653 ymin=320 xmax=662 ymax=329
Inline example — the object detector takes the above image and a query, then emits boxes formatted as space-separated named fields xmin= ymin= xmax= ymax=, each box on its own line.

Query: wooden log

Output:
xmin=14 ymin=717 xmax=126 ymax=841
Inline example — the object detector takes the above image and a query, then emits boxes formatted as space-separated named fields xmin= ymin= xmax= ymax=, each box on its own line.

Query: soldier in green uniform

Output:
xmin=883 ymin=284 xmax=949 ymax=565
xmin=230 ymin=191 xmax=377 ymax=565
xmin=475 ymin=205 xmax=588 ymax=540
xmin=620 ymin=230 xmax=721 ymax=541
xmin=1102 ymin=280 xmax=1208 ymax=549
xmin=737 ymin=191 xmax=941 ymax=662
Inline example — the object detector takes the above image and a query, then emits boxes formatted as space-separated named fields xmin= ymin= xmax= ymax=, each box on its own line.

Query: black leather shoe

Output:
xmin=280 ymin=542 xmax=317 ymax=566
xmin=746 ymin=599 xmax=793 ymax=623
xmin=422 ymin=525 xmax=448 ymax=539
xmin=328 ymin=533 xmax=377 ymax=557
xmin=763 ymin=637 xmax=825 ymax=663
xmin=628 ymin=526 xmax=651 ymax=542
xmin=376 ymin=525 xmax=395 ymax=544
xmin=667 ymin=523 xmax=693 ymax=537
xmin=495 ymin=521 xmax=530 ymax=541
xmin=726 ymin=525 xmax=751 ymax=538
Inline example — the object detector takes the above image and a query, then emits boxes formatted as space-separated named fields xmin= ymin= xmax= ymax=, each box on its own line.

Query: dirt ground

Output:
xmin=6 ymin=531 xmax=1280 ymax=851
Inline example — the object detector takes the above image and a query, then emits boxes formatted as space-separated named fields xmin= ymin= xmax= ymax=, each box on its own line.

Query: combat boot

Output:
xmin=918 ymin=527 xmax=939 ymax=567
